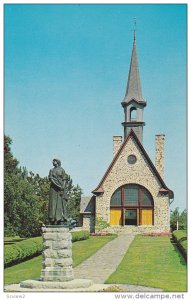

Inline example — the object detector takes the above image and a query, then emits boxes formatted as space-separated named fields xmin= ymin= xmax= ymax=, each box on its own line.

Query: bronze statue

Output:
xmin=48 ymin=159 xmax=69 ymax=225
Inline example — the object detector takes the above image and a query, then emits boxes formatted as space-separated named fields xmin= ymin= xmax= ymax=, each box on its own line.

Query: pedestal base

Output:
xmin=41 ymin=226 xmax=74 ymax=282
xmin=20 ymin=279 xmax=93 ymax=290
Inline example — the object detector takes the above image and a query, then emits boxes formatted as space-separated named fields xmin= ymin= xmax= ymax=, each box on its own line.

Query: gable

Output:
xmin=92 ymin=130 xmax=173 ymax=198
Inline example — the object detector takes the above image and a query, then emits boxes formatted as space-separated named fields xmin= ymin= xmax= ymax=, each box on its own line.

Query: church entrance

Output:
xmin=110 ymin=184 xmax=154 ymax=226
xmin=125 ymin=209 xmax=137 ymax=225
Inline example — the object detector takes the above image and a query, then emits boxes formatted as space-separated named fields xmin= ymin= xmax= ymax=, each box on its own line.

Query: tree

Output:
xmin=4 ymin=135 xmax=19 ymax=173
xmin=170 ymin=207 xmax=180 ymax=231
xmin=4 ymin=135 xmax=42 ymax=237
xmin=179 ymin=209 xmax=187 ymax=230
xmin=67 ymin=179 xmax=82 ymax=221
xmin=4 ymin=134 xmax=82 ymax=237
xmin=170 ymin=207 xmax=187 ymax=231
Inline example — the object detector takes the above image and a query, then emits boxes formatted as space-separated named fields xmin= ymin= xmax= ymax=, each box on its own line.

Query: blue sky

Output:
xmin=4 ymin=4 xmax=187 ymax=211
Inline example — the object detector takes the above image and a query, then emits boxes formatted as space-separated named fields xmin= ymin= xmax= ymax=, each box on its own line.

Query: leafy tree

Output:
xmin=66 ymin=178 xmax=82 ymax=221
xmin=4 ymin=134 xmax=82 ymax=237
xmin=170 ymin=207 xmax=187 ymax=231
xmin=170 ymin=207 xmax=180 ymax=231
xmin=4 ymin=136 xmax=19 ymax=173
xmin=179 ymin=209 xmax=187 ymax=230
xmin=4 ymin=135 xmax=42 ymax=237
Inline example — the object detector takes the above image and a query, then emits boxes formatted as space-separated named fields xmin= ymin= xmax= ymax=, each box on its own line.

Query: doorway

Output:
xmin=125 ymin=209 xmax=137 ymax=225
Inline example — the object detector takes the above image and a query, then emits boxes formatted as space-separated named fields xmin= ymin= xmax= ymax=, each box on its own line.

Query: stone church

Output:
xmin=80 ymin=31 xmax=174 ymax=234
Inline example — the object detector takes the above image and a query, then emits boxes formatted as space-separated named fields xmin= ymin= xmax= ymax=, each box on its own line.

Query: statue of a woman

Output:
xmin=48 ymin=159 xmax=69 ymax=225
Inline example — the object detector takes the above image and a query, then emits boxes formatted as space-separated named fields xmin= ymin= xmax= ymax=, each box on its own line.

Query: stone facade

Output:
xmin=41 ymin=226 xmax=74 ymax=282
xmin=82 ymin=215 xmax=95 ymax=233
xmin=155 ymin=134 xmax=165 ymax=179
xmin=113 ymin=136 xmax=122 ymax=157
xmin=95 ymin=135 xmax=170 ymax=233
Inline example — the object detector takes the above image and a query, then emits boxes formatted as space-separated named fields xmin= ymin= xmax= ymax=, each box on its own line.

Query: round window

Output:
xmin=127 ymin=154 xmax=137 ymax=164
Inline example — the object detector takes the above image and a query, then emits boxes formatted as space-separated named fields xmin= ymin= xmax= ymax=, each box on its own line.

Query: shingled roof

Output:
xmin=121 ymin=31 xmax=146 ymax=107
xmin=80 ymin=196 xmax=95 ymax=214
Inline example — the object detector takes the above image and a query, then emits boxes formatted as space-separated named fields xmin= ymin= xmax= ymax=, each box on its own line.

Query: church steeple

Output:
xmin=121 ymin=23 xmax=146 ymax=143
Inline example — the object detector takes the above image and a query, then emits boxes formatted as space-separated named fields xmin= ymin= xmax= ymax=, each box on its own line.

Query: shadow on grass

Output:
xmin=4 ymin=238 xmax=27 ymax=245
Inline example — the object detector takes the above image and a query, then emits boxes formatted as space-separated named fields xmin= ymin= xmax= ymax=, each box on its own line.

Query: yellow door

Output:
xmin=110 ymin=209 xmax=122 ymax=225
xmin=141 ymin=209 xmax=153 ymax=225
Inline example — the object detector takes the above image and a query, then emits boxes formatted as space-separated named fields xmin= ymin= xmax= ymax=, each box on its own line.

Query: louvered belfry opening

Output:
xmin=110 ymin=184 xmax=154 ymax=226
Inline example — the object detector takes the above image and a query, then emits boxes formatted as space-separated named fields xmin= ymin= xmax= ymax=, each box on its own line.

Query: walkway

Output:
xmin=74 ymin=234 xmax=135 ymax=284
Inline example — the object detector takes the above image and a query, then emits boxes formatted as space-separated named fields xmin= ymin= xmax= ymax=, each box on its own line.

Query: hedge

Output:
xmin=172 ymin=230 xmax=187 ymax=261
xmin=4 ymin=236 xmax=43 ymax=268
xmin=71 ymin=230 xmax=90 ymax=242
xmin=4 ymin=230 xmax=90 ymax=268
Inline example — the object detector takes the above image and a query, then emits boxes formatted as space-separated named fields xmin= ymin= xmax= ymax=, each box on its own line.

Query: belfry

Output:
xmin=121 ymin=30 xmax=146 ymax=142
xmin=80 ymin=27 xmax=173 ymax=234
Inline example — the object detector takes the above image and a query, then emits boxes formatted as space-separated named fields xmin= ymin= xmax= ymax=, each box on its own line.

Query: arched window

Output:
xmin=110 ymin=184 xmax=154 ymax=226
xmin=130 ymin=107 xmax=137 ymax=121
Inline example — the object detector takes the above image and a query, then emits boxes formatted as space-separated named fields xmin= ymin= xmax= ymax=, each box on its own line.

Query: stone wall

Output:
xmin=82 ymin=215 xmax=95 ymax=233
xmin=95 ymin=136 xmax=170 ymax=233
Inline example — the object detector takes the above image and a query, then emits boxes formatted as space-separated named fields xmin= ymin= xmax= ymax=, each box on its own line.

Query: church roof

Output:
xmin=92 ymin=129 xmax=173 ymax=199
xmin=80 ymin=196 xmax=95 ymax=214
xmin=121 ymin=32 xmax=146 ymax=107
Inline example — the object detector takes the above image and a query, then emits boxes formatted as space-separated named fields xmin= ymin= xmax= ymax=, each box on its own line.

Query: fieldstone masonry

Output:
xmin=95 ymin=136 xmax=170 ymax=233
xmin=41 ymin=226 xmax=74 ymax=282
xmin=155 ymin=134 xmax=165 ymax=180
xmin=113 ymin=136 xmax=122 ymax=157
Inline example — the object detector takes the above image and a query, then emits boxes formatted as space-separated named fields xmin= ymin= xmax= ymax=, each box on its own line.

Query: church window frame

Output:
xmin=127 ymin=154 xmax=137 ymax=165
xmin=110 ymin=184 xmax=154 ymax=226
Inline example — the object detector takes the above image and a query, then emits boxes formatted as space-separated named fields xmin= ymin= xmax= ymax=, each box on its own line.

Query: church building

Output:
xmin=80 ymin=30 xmax=174 ymax=234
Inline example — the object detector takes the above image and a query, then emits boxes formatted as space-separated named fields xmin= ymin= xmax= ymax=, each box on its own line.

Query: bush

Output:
xmin=172 ymin=230 xmax=187 ymax=261
xmin=4 ymin=236 xmax=42 ymax=268
xmin=71 ymin=230 xmax=90 ymax=243
xmin=95 ymin=216 xmax=110 ymax=232
xmin=4 ymin=230 xmax=90 ymax=268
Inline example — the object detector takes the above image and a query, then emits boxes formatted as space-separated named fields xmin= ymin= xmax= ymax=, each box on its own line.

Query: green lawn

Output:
xmin=4 ymin=235 xmax=116 ymax=285
xmin=106 ymin=235 xmax=187 ymax=292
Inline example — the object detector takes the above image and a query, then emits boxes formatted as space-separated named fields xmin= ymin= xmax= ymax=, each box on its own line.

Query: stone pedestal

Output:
xmin=20 ymin=225 xmax=93 ymax=290
xmin=40 ymin=226 xmax=74 ymax=282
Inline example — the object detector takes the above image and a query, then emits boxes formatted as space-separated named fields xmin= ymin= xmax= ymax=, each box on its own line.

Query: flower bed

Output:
xmin=143 ymin=232 xmax=172 ymax=237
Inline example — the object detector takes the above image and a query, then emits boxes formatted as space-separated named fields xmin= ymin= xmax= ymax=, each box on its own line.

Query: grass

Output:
xmin=4 ymin=235 xmax=116 ymax=285
xmin=105 ymin=235 xmax=187 ymax=292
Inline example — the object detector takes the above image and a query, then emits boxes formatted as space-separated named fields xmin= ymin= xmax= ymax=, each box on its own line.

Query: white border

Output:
xmin=0 ymin=1 xmax=190 ymax=300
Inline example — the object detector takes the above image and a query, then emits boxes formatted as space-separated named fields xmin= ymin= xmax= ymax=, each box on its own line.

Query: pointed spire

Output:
xmin=133 ymin=16 xmax=136 ymax=42
xmin=122 ymin=20 xmax=145 ymax=106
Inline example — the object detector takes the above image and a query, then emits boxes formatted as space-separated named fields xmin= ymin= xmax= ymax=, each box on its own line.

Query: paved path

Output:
xmin=74 ymin=234 xmax=135 ymax=284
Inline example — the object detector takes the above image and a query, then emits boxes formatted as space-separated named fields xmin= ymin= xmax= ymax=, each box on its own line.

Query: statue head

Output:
xmin=52 ymin=158 xmax=61 ymax=167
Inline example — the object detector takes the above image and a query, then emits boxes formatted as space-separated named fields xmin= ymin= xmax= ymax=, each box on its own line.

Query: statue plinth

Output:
xmin=20 ymin=226 xmax=93 ymax=290
xmin=40 ymin=226 xmax=74 ymax=282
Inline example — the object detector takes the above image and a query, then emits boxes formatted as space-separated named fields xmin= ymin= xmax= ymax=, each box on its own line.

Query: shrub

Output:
xmin=172 ymin=230 xmax=187 ymax=261
xmin=71 ymin=230 xmax=90 ymax=243
xmin=95 ymin=217 xmax=110 ymax=232
xmin=4 ymin=237 xmax=42 ymax=268
xmin=4 ymin=230 xmax=90 ymax=267
xmin=91 ymin=232 xmax=114 ymax=236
